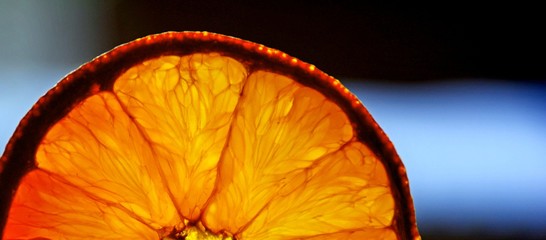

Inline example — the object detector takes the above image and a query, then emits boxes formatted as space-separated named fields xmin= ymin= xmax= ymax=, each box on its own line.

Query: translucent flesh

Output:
xmin=4 ymin=53 xmax=396 ymax=239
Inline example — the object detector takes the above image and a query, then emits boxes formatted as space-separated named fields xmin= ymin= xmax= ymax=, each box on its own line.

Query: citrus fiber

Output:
xmin=0 ymin=32 xmax=420 ymax=240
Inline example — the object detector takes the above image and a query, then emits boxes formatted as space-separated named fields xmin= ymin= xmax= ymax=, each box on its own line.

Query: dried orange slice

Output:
xmin=0 ymin=32 xmax=420 ymax=240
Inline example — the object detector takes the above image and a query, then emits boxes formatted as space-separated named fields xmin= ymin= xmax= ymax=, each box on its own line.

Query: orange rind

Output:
xmin=0 ymin=32 xmax=420 ymax=239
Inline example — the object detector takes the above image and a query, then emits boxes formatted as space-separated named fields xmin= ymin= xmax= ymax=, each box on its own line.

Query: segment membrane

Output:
xmin=5 ymin=53 xmax=395 ymax=239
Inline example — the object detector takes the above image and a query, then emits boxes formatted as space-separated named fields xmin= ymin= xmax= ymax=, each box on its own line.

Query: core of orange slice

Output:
xmin=0 ymin=32 xmax=420 ymax=240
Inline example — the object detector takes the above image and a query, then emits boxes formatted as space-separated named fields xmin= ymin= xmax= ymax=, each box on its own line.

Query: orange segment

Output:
xmin=238 ymin=142 xmax=394 ymax=239
xmin=202 ymin=70 xmax=354 ymax=233
xmin=7 ymin=169 xmax=157 ymax=239
xmin=8 ymin=92 xmax=177 ymax=238
xmin=0 ymin=32 xmax=420 ymax=240
xmin=113 ymin=54 xmax=247 ymax=221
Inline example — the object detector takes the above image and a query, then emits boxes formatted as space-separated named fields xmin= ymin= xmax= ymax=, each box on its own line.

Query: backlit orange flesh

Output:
xmin=0 ymin=32 xmax=420 ymax=239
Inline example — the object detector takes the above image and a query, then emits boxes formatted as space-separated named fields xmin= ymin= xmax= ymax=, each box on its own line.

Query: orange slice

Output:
xmin=0 ymin=32 xmax=420 ymax=240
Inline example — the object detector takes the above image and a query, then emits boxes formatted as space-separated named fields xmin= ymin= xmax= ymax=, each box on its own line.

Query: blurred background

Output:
xmin=1 ymin=1 xmax=545 ymax=239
